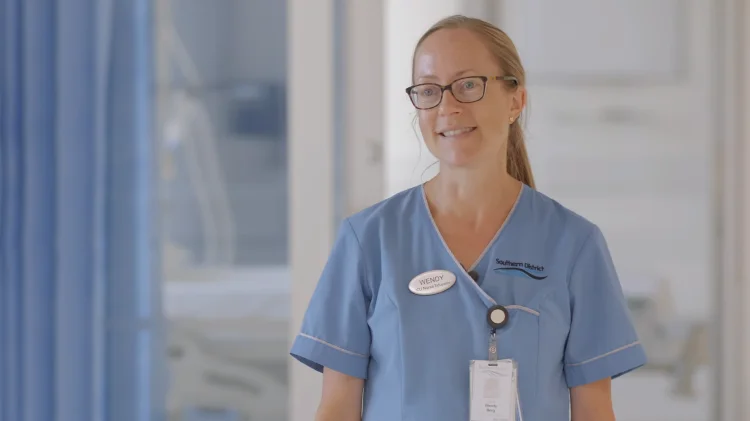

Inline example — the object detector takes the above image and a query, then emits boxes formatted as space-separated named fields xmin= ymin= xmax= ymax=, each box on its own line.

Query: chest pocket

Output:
xmin=482 ymin=273 xmax=553 ymax=404
xmin=495 ymin=304 xmax=540 ymax=404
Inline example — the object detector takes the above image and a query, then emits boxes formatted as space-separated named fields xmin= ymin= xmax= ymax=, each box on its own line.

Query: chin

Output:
xmin=432 ymin=140 xmax=483 ymax=168
xmin=435 ymin=152 xmax=481 ymax=168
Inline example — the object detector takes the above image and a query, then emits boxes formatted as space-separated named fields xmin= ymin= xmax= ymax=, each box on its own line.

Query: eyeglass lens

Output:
xmin=409 ymin=77 xmax=485 ymax=109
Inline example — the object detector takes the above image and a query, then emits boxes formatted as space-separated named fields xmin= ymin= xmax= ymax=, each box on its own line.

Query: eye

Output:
xmin=462 ymin=80 xmax=475 ymax=89
xmin=420 ymin=88 xmax=436 ymax=97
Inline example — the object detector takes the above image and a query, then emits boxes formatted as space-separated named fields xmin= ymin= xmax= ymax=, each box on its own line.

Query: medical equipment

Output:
xmin=156 ymin=0 xmax=236 ymax=267
xmin=623 ymin=275 xmax=709 ymax=397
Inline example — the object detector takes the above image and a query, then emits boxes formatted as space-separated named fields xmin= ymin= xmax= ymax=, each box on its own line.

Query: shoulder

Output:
xmin=342 ymin=185 xmax=423 ymax=241
xmin=518 ymin=186 xmax=606 ymax=259
xmin=330 ymin=186 xmax=423 ymax=297
xmin=525 ymin=187 xmax=600 ymax=235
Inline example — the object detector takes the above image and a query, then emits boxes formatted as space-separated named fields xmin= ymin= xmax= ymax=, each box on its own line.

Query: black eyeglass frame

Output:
xmin=405 ymin=75 xmax=519 ymax=110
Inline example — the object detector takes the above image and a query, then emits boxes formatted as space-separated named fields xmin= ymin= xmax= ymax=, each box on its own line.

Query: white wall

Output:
xmin=344 ymin=1 xmax=386 ymax=216
xmin=288 ymin=0 xmax=335 ymax=420
xmin=718 ymin=0 xmax=749 ymax=418
xmin=742 ymin=0 xmax=750 ymax=415
xmin=502 ymin=3 xmax=730 ymax=420
xmin=287 ymin=1 xmax=389 ymax=420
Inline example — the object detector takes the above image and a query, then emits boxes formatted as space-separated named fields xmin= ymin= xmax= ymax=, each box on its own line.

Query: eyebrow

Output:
xmin=416 ymin=69 xmax=477 ymax=83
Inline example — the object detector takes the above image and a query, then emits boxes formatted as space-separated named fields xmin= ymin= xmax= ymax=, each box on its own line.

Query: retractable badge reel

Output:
xmin=469 ymin=304 xmax=524 ymax=421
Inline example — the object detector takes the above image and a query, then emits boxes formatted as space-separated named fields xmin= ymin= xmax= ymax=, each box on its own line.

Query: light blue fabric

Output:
xmin=0 ymin=1 xmax=163 ymax=420
xmin=291 ymin=183 xmax=647 ymax=420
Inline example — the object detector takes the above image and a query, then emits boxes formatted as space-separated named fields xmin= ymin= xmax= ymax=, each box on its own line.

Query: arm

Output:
xmin=570 ymin=377 xmax=615 ymax=421
xmin=563 ymin=225 xmax=647 ymax=419
xmin=289 ymin=220 xmax=373 ymax=419
xmin=315 ymin=367 xmax=365 ymax=421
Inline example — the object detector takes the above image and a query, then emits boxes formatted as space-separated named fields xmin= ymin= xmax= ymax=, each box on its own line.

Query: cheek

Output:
xmin=417 ymin=112 xmax=435 ymax=139
xmin=476 ymin=109 xmax=508 ymax=142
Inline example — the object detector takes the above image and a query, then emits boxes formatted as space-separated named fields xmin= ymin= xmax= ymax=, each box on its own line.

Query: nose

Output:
xmin=437 ymin=89 xmax=462 ymax=116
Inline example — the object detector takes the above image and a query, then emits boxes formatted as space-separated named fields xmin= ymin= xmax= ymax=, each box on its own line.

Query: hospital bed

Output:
xmin=622 ymin=274 xmax=710 ymax=397
xmin=612 ymin=273 xmax=712 ymax=421
xmin=163 ymin=265 xmax=290 ymax=421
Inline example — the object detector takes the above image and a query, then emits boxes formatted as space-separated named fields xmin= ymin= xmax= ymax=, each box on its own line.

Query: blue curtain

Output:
xmin=0 ymin=1 xmax=163 ymax=421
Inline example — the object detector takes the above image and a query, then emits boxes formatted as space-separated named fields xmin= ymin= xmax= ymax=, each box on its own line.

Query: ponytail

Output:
xmin=506 ymin=120 xmax=535 ymax=188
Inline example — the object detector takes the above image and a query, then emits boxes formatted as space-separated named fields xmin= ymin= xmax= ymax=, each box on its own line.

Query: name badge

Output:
xmin=469 ymin=359 xmax=518 ymax=421
xmin=408 ymin=270 xmax=456 ymax=295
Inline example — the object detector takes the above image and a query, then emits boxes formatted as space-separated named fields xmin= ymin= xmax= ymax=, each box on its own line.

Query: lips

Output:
xmin=439 ymin=127 xmax=476 ymax=137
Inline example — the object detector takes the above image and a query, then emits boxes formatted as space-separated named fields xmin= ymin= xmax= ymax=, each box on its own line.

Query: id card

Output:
xmin=469 ymin=359 xmax=518 ymax=421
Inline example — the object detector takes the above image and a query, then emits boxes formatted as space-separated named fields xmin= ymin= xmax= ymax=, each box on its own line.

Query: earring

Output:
xmin=509 ymin=117 xmax=515 ymax=124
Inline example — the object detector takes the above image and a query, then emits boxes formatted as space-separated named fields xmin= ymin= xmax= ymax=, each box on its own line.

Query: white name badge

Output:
xmin=469 ymin=359 xmax=520 ymax=421
xmin=408 ymin=270 xmax=456 ymax=295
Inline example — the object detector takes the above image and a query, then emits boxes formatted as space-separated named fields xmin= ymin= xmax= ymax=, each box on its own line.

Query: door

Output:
xmin=288 ymin=0 xmax=385 ymax=419
xmin=491 ymin=1 xmax=739 ymax=420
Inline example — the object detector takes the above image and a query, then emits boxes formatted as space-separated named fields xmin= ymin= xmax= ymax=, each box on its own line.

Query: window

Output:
xmin=155 ymin=1 xmax=289 ymax=419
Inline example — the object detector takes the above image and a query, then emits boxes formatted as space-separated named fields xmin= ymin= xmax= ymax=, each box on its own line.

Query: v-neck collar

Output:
xmin=420 ymin=182 xmax=526 ymax=273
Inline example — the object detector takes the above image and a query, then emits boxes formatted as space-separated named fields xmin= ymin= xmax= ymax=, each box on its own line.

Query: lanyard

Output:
xmin=489 ymin=329 xmax=498 ymax=361
xmin=486 ymin=304 xmax=509 ymax=361
xmin=483 ymin=304 xmax=523 ymax=421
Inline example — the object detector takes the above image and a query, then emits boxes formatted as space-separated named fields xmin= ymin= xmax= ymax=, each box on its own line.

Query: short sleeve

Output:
xmin=563 ymin=225 xmax=647 ymax=388
xmin=289 ymin=219 xmax=372 ymax=379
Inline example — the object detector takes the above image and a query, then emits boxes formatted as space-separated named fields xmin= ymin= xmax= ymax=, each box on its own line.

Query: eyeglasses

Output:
xmin=405 ymin=75 xmax=518 ymax=110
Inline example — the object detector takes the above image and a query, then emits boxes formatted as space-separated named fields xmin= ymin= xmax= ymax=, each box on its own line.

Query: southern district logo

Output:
xmin=493 ymin=258 xmax=547 ymax=280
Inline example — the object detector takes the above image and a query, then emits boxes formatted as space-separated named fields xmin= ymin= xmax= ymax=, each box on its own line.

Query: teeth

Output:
xmin=442 ymin=127 xmax=473 ymax=137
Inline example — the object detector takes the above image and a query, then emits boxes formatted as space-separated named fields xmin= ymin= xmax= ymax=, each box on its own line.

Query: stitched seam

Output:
xmin=345 ymin=218 xmax=373 ymax=301
xmin=465 ymin=184 xmax=525 ymax=270
xmin=386 ymin=292 xmax=405 ymax=420
xmin=419 ymin=186 xmax=497 ymax=304
xmin=505 ymin=305 xmax=540 ymax=317
xmin=299 ymin=333 xmax=368 ymax=358
xmin=565 ymin=341 xmax=641 ymax=367
xmin=566 ymin=224 xmax=597 ymax=289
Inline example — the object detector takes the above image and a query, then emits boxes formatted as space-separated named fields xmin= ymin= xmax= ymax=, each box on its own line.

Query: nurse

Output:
xmin=290 ymin=14 xmax=647 ymax=421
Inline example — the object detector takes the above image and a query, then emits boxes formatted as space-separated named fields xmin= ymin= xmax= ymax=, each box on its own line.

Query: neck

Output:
xmin=424 ymin=165 xmax=522 ymax=224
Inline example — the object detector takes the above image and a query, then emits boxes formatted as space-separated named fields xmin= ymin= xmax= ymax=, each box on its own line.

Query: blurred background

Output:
xmin=1 ymin=0 xmax=749 ymax=421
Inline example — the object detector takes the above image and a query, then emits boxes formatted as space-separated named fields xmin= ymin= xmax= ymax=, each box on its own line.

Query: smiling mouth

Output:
xmin=439 ymin=127 xmax=476 ymax=137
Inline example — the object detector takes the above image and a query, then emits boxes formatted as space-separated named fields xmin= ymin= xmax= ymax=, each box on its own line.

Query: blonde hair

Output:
xmin=412 ymin=15 xmax=535 ymax=189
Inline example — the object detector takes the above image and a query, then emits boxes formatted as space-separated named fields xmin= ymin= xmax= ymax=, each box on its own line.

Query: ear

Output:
xmin=509 ymin=86 xmax=526 ymax=119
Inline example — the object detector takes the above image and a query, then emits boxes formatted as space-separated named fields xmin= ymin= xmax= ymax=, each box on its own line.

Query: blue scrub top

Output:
xmin=290 ymin=183 xmax=647 ymax=420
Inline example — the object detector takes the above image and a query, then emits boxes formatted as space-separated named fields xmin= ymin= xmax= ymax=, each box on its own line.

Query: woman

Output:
xmin=290 ymin=15 xmax=647 ymax=421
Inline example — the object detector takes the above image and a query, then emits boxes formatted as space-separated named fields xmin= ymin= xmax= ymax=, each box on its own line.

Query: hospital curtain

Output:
xmin=0 ymin=1 xmax=164 ymax=420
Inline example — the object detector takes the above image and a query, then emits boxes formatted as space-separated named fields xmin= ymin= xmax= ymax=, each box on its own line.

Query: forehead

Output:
xmin=413 ymin=28 xmax=499 ymax=83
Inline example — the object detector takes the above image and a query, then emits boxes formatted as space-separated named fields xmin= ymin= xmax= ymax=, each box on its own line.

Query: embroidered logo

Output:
xmin=493 ymin=258 xmax=547 ymax=280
